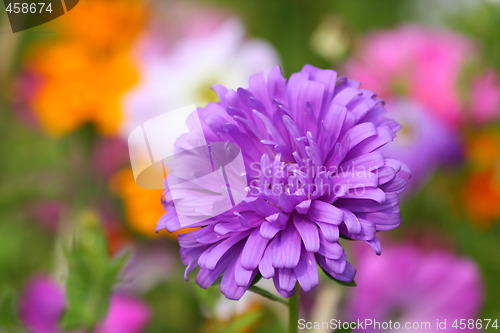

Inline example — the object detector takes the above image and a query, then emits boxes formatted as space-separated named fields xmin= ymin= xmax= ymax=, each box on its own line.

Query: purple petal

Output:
xmin=316 ymin=222 xmax=339 ymax=242
xmin=235 ymin=260 xmax=256 ymax=287
xmin=325 ymin=253 xmax=347 ymax=274
xmin=273 ymin=276 xmax=296 ymax=298
xmin=198 ymin=232 xmax=249 ymax=270
xmin=241 ymin=229 xmax=270 ymax=270
xmin=278 ymin=268 xmax=297 ymax=292
xmin=280 ymin=225 xmax=302 ymax=268
xmin=294 ymin=249 xmax=319 ymax=292
xmin=220 ymin=255 xmax=252 ymax=300
xmin=293 ymin=215 xmax=320 ymax=252
xmin=260 ymin=221 xmax=281 ymax=239
xmin=308 ymin=201 xmax=343 ymax=225
xmin=317 ymin=237 xmax=344 ymax=260
xmin=259 ymin=243 xmax=276 ymax=278
xmin=295 ymin=199 xmax=312 ymax=214
xmin=265 ymin=212 xmax=289 ymax=229
xmin=366 ymin=237 xmax=382 ymax=255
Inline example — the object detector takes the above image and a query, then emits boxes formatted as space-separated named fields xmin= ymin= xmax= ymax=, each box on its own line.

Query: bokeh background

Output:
xmin=1 ymin=0 xmax=500 ymax=332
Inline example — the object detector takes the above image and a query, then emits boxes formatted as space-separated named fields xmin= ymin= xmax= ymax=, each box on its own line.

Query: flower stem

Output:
xmin=248 ymin=285 xmax=288 ymax=305
xmin=288 ymin=290 xmax=299 ymax=333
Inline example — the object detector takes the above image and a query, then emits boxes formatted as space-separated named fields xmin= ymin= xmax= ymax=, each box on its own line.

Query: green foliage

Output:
xmin=220 ymin=311 xmax=262 ymax=333
xmin=0 ymin=289 xmax=26 ymax=333
xmin=59 ymin=212 xmax=128 ymax=331
xmin=335 ymin=325 xmax=355 ymax=333
xmin=143 ymin=278 xmax=204 ymax=333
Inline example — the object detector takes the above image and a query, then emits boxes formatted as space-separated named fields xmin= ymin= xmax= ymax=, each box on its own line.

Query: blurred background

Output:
xmin=0 ymin=0 xmax=499 ymax=332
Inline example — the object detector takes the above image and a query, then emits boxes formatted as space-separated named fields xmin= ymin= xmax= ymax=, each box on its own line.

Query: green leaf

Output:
xmin=0 ymin=288 xmax=26 ymax=333
xmin=222 ymin=311 xmax=262 ymax=333
xmin=59 ymin=211 xmax=129 ymax=331
xmin=248 ymin=285 xmax=288 ymax=305
xmin=320 ymin=267 xmax=357 ymax=287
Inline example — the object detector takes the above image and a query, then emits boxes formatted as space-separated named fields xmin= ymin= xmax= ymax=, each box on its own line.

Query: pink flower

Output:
xmin=470 ymin=69 xmax=500 ymax=123
xmin=95 ymin=295 xmax=150 ymax=333
xmin=19 ymin=276 xmax=150 ymax=333
xmin=345 ymin=25 xmax=475 ymax=127
xmin=347 ymin=244 xmax=483 ymax=333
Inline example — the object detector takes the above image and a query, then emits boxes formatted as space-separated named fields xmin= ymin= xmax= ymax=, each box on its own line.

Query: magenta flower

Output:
xmin=159 ymin=65 xmax=410 ymax=299
xmin=347 ymin=244 xmax=483 ymax=333
xmin=19 ymin=276 xmax=66 ymax=333
xmin=95 ymin=295 xmax=151 ymax=333
xmin=19 ymin=276 xmax=150 ymax=333
xmin=344 ymin=25 xmax=474 ymax=127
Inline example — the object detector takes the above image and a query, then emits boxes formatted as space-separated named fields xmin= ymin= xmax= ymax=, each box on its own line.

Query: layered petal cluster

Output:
xmin=159 ymin=65 xmax=410 ymax=299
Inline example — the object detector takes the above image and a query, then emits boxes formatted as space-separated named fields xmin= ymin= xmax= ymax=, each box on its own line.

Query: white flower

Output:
xmin=122 ymin=19 xmax=280 ymax=136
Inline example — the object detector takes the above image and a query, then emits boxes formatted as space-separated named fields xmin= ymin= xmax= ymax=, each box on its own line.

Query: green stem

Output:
xmin=248 ymin=285 xmax=288 ymax=306
xmin=288 ymin=290 xmax=299 ymax=333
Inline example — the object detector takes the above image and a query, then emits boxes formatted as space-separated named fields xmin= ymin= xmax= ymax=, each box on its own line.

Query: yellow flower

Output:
xmin=110 ymin=169 xmax=197 ymax=239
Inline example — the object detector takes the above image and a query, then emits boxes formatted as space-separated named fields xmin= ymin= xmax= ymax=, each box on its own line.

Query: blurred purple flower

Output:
xmin=344 ymin=25 xmax=474 ymax=127
xmin=123 ymin=17 xmax=280 ymax=136
xmin=19 ymin=276 xmax=150 ymax=333
xmin=380 ymin=100 xmax=462 ymax=192
xmin=160 ymin=65 xmax=410 ymax=299
xmin=19 ymin=276 xmax=66 ymax=333
xmin=118 ymin=243 xmax=175 ymax=294
xmin=347 ymin=244 xmax=483 ymax=333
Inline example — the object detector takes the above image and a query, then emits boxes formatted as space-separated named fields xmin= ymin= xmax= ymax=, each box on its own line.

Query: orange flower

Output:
xmin=462 ymin=129 xmax=500 ymax=227
xmin=23 ymin=0 xmax=147 ymax=136
xmin=28 ymin=43 xmax=138 ymax=135
xmin=60 ymin=0 xmax=148 ymax=51
xmin=463 ymin=169 xmax=500 ymax=228
xmin=466 ymin=129 xmax=500 ymax=171
xmin=110 ymin=169 xmax=197 ymax=238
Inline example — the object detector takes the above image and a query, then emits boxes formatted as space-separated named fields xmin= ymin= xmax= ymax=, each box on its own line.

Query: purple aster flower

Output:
xmin=159 ymin=65 xmax=410 ymax=300
xmin=346 ymin=244 xmax=483 ymax=333
xmin=380 ymin=99 xmax=461 ymax=193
